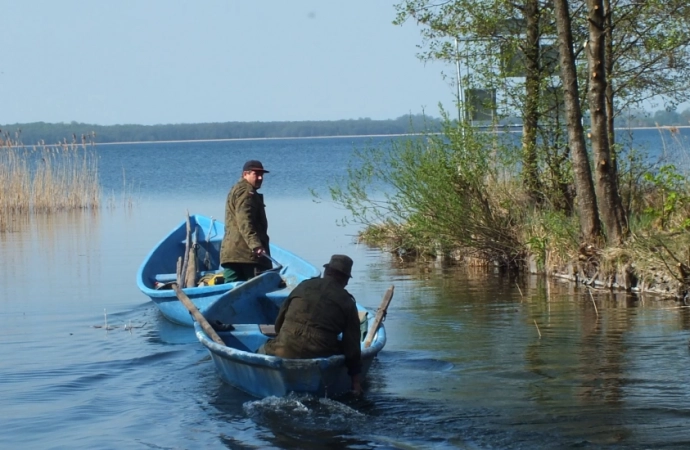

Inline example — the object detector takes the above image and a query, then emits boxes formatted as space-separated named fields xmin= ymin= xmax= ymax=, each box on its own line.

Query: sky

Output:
xmin=0 ymin=1 xmax=457 ymax=126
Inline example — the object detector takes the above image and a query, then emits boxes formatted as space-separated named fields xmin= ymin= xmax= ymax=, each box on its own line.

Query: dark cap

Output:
xmin=323 ymin=254 xmax=353 ymax=278
xmin=242 ymin=160 xmax=269 ymax=173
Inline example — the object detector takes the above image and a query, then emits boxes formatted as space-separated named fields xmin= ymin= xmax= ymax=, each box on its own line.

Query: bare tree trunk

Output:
xmin=603 ymin=0 xmax=615 ymax=154
xmin=553 ymin=0 xmax=602 ymax=243
xmin=521 ymin=0 xmax=542 ymax=203
xmin=586 ymin=0 xmax=623 ymax=245
xmin=603 ymin=0 xmax=629 ymax=234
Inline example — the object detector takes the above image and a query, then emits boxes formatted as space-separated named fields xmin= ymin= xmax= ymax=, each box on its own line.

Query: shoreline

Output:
xmin=94 ymin=133 xmax=421 ymax=146
xmin=4 ymin=125 xmax=689 ymax=147
xmin=94 ymin=125 xmax=690 ymax=145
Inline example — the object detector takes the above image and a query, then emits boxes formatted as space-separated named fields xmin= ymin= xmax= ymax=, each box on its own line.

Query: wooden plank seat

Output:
xmin=259 ymin=324 xmax=276 ymax=337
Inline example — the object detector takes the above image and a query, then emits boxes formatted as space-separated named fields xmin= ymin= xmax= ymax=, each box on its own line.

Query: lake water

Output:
xmin=2 ymin=131 xmax=690 ymax=449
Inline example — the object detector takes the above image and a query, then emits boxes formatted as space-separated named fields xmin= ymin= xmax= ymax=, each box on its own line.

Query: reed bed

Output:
xmin=0 ymin=135 xmax=100 ymax=228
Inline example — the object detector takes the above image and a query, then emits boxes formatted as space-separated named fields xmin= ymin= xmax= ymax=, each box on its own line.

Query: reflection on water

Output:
xmin=2 ymin=138 xmax=690 ymax=448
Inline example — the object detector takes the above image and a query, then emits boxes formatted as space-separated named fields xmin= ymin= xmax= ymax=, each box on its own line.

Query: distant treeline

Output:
xmin=0 ymin=115 xmax=442 ymax=145
xmin=2 ymin=108 xmax=689 ymax=145
xmin=620 ymin=108 xmax=690 ymax=128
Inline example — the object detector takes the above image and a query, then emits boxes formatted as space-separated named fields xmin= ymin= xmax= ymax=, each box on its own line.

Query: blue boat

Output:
xmin=193 ymin=287 xmax=394 ymax=398
xmin=136 ymin=214 xmax=321 ymax=326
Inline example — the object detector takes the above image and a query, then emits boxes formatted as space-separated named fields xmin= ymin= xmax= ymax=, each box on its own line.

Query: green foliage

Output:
xmin=329 ymin=111 xmax=526 ymax=265
xmin=642 ymin=164 xmax=690 ymax=231
xmin=522 ymin=209 xmax=580 ymax=269
xmin=614 ymin=132 xmax=655 ymax=225
xmin=394 ymin=0 xmax=690 ymax=240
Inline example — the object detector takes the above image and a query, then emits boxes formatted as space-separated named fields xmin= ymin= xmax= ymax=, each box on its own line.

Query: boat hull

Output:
xmin=194 ymin=305 xmax=386 ymax=398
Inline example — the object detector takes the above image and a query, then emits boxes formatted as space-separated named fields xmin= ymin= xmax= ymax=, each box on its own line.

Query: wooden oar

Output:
xmin=172 ymin=283 xmax=225 ymax=346
xmin=364 ymin=285 xmax=394 ymax=348
xmin=185 ymin=227 xmax=198 ymax=287
xmin=179 ymin=211 xmax=192 ymax=287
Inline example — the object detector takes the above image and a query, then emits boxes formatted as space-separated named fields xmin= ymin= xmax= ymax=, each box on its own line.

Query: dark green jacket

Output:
xmin=220 ymin=178 xmax=270 ymax=267
xmin=263 ymin=276 xmax=362 ymax=376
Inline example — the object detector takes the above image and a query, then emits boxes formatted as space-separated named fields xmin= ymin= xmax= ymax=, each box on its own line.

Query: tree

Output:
xmin=585 ymin=0 xmax=624 ymax=244
xmin=553 ymin=0 xmax=602 ymax=243
xmin=394 ymin=0 xmax=690 ymax=246
xmin=521 ymin=0 xmax=544 ymax=204
xmin=394 ymin=0 xmax=549 ymax=206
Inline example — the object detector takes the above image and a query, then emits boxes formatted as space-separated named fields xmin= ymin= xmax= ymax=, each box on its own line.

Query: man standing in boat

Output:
xmin=259 ymin=254 xmax=363 ymax=395
xmin=220 ymin=160 xmax=272 ymax=282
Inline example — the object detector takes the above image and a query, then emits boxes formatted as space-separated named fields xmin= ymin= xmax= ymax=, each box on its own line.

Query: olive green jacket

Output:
xmin=262 ymin=276 xmax=362 ymax=376
xmin=220 ymin=178 xmax=270 ymax=267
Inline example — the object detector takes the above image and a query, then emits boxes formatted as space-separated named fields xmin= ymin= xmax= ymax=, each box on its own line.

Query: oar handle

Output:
xmin=364 ymin=285 xmax=395 ymax=348
xmin=261 ymin=253 xmax=283 ymax=272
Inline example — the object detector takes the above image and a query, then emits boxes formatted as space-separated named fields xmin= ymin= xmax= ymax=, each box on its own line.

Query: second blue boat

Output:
xmin=136 ymin=214 xmax=321 ymax=326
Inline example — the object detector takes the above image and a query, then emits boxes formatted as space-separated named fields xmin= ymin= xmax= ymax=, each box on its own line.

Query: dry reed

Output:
xmin=0 ymin=135 xmax=100 ymax=223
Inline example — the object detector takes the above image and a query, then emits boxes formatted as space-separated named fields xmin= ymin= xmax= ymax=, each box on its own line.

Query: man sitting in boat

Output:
xmin=259 ymin=254 xmax=363 ymax=395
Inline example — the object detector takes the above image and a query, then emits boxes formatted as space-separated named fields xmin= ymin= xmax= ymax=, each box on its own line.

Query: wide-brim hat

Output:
xmin=323 ymin=254 xmax=353 ymax=278
xmin=243 ymin=160 xmax=269 ymax=173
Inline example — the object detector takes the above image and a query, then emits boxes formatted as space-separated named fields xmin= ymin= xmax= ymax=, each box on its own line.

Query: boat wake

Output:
xmin=243 ymin=392 xmax=365 ymax=430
